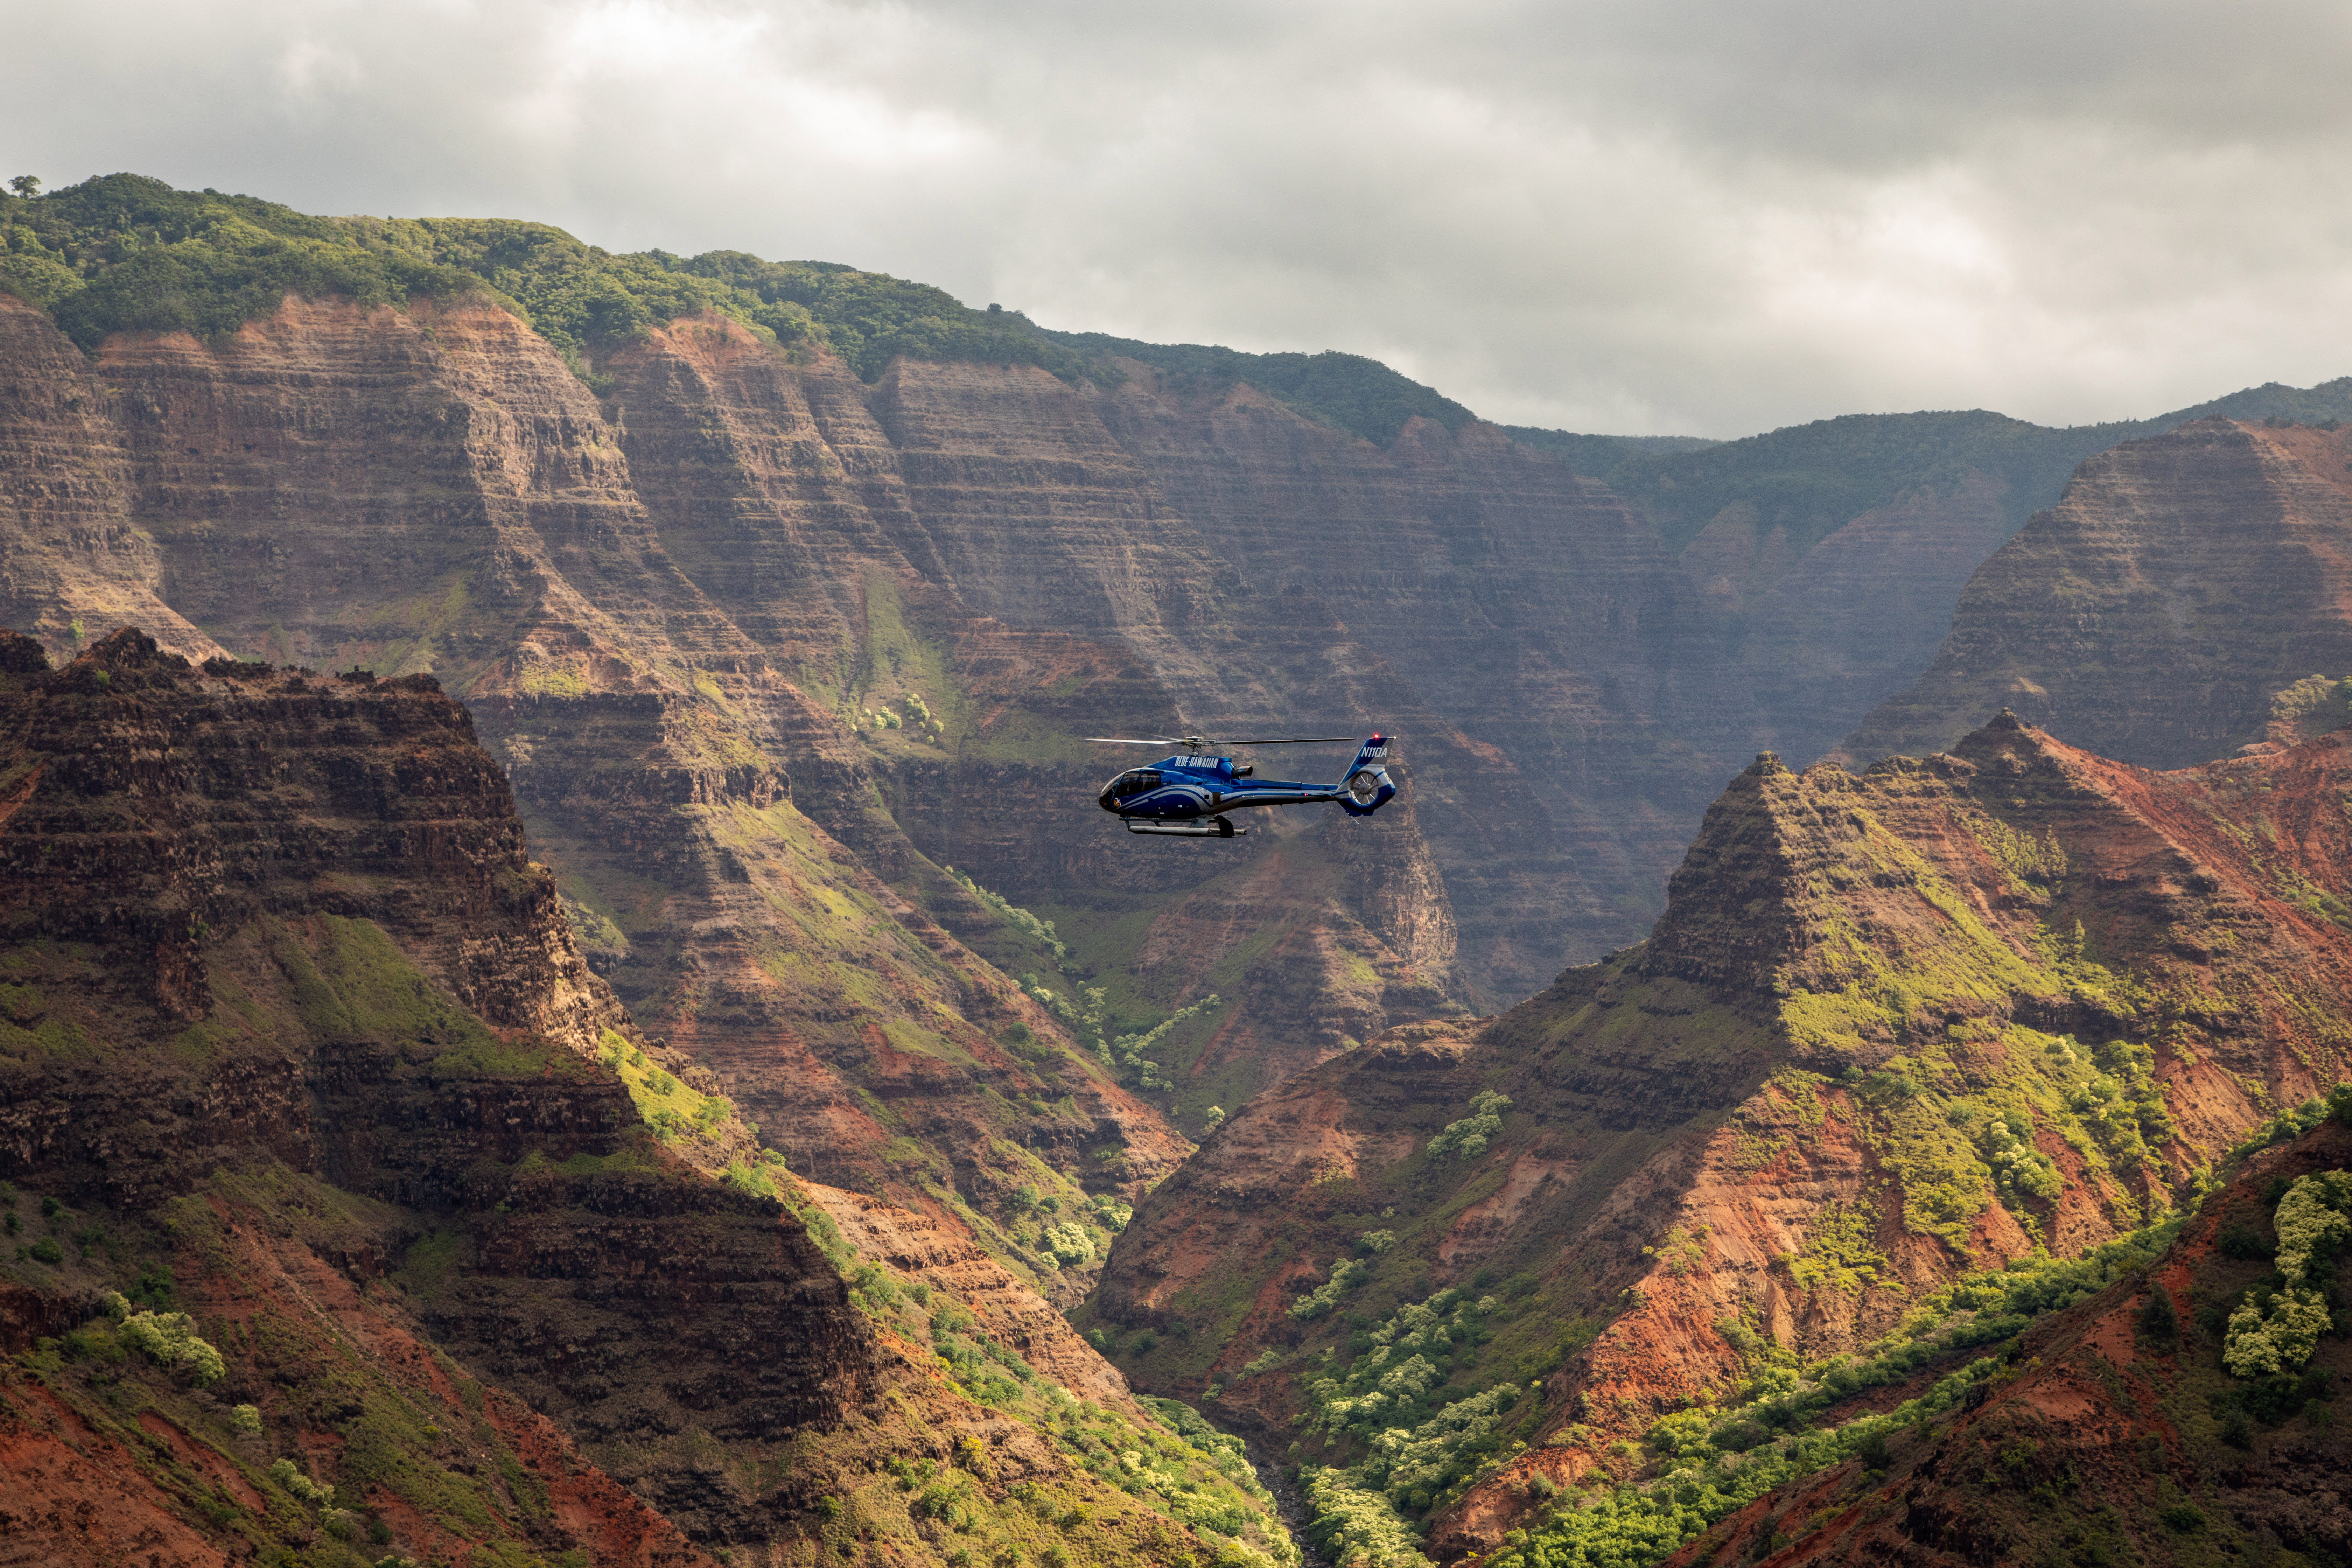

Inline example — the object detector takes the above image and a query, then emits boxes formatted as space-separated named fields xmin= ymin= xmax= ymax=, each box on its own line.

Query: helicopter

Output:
xmin=1088 ymin=732 xmax=1397 ymax=837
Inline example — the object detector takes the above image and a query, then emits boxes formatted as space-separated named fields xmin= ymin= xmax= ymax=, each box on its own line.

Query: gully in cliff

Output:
xmin=1090 ymin=732 xmax=1398 ymax=838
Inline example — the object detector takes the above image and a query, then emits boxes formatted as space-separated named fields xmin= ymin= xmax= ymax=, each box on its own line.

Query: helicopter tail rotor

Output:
xmin=1335 ymin=734 xmax=1397 ymax=817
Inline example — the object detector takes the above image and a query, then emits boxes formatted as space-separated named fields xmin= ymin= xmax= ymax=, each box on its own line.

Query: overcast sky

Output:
xmin=10 ymin=0 xmax=2352 ymax=435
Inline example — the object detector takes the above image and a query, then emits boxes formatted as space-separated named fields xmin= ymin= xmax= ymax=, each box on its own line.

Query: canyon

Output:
xmin=1843 ymin=416 xmax=2352 ymax=769
xmin=9 ymin=170 xmax=2352 ymax=1568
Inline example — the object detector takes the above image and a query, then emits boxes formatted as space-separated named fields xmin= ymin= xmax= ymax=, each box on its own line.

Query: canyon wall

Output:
xmin=0 ymin=274 xmax=1751 ymax=1189
xmin=0 ymin=292 xmax=1198 ymax=1289
xmin=1841 ymin=419 xmax=2352 ymax=768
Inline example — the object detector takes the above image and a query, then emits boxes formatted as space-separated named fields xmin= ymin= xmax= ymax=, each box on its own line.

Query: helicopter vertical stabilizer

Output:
xmin=1336 ymin=735 xmax=1396 ymax=817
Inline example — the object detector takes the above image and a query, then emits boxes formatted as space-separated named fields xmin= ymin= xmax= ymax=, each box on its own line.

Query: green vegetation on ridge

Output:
xmin=0 ymin=172 xmax=1094 ymax=383
xmin=1 ymin=171 xmax=1480 ymax=445
xmin=1517 ymin=385 xmax=2352 ymax=561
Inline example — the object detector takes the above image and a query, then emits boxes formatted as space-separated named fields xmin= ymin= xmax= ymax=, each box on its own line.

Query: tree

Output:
xmin=7 ymin=176 xmax=38 ymax=200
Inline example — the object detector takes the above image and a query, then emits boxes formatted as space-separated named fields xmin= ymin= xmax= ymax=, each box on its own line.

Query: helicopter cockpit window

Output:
xmin=1111 ymin=770 xmax=1162 ymax=798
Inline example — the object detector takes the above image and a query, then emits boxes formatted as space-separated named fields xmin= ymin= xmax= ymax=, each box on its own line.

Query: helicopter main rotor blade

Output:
xmin=1225 ymin=735 xmax=1365 ymax=746
xmin=1084 ymin=736 xmax=1184 ymax=745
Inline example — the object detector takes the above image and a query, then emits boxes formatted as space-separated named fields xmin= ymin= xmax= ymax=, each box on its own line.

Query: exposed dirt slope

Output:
xmin=1091 ymin=709 xmax=2352 ymax=1559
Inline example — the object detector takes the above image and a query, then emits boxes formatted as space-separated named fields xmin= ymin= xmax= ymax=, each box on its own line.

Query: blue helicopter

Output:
xmin=1090 ymin=733 xmax=1397 ymax=837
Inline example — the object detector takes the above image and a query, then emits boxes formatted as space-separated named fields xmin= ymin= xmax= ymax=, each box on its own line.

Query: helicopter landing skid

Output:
xmin=1125 ymin=817 xmax=1244 ymax=838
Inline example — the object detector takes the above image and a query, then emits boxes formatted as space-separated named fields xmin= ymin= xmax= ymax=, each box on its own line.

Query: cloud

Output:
xmin=7 ymin=0 xmax=2351 ymax=434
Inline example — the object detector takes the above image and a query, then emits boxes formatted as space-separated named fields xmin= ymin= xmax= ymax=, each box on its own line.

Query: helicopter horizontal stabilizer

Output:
xmin=1126 ymin=818 xmax=1245 ymax=838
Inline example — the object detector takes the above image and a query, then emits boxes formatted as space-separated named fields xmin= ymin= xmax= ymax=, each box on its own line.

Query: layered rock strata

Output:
xmin=0 ymin=294 xmax=1196 ymax=1274
xmin=1842 ymin=419 xmax=2352 ymax=767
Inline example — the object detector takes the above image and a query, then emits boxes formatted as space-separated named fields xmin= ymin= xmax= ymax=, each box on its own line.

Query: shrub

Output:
xmin=127 ymin=1261 xmax=176 ymax=1311
xmin=28 ymin=1237 xmax=61 ymax=1264
xmin=2224 ymin=1173 xmax=2352 ymax=1377
xmin=2160 ymin=1503 xmax=2207 ymax=1532
xmin=1289 ymin=1259 xmax=1372 ymax=1322
xmin=106 ymin=1293 xmax=227 ymax=1385
xmin=267 ymin=1457 xmax=335 ymax=1507
xmin=1358 ymin=1230 xmax=1398 ymax=1255
xmin=2217 ymin=1224 xmax=2274 ymax=1261
xmin=228 ymin=1404 xmax=263 ymax=1436
xmin=1427 ymin=1092 xmax=1512 ymax=1161
xmin=1040 ymin=1221 xmax=1094 ymax=1268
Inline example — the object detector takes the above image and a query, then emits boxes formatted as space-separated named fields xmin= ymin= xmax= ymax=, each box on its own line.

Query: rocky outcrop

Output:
xmin=1840 ymin=419 xmax=2352 ymax=767
xmin=0 ymin=630 xmax=845 ymax=1565
xmin=1091 ymin=709 xmax=2352 ymax=1557
xmin=0 ymin=297 xmax=220 ymax=662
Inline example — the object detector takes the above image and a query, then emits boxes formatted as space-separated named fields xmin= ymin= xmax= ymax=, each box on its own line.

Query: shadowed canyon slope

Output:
xmin=1090 ymin=707 xmax=2352 ymax=1559
xmin=1842 ymin=418 xmax=2352 ymax=768
xmin=0 ymin=630 xmax=1295 ymax=1568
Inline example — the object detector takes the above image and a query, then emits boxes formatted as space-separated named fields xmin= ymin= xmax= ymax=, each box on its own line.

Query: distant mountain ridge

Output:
xmin=1840 ymin=415 xmax=2352 ymax=767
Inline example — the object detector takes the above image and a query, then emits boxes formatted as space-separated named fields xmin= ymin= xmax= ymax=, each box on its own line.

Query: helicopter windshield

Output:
xmin=1107 ymin=770 xmax=1161 ymax=798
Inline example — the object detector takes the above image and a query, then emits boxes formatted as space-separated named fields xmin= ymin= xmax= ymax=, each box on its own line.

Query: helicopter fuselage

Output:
xmin=1098 ymin=756 xmax=1330 ymax=817
xmin=1097 ymin=735 xmax=1394 ymax=837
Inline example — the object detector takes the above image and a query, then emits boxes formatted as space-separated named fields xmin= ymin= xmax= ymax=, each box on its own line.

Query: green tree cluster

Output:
xmin=1427 ymin=1091 xmax=1512 ymax=1160
xmin=2225 ymin=1169 xmax=2352 ymax=1376
xmin=103 ymin=1289 xmax=225 ymax=1384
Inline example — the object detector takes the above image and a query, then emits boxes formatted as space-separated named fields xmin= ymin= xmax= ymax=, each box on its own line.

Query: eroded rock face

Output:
xmin=0 ymin=298 xmax=220 ymax=662
xmin=1731 ymin=469 xmax=2016 ymax=764
xmin=1092 ymin=710 xmax=2352 ymax=1556
xmin=0 ymin=297 xmax=1198 ymax=1258
xmin=1841 ymin=419 xmax=2352 ymax=767
xmin=1089 ymin=368 xmax=1764 ymax=989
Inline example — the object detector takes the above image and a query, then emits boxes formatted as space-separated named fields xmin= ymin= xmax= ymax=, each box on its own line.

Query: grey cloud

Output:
xmin=6 ymin=0 xmax=2351 ymax=433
